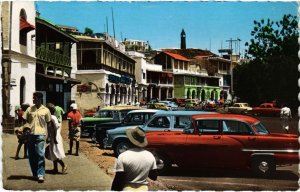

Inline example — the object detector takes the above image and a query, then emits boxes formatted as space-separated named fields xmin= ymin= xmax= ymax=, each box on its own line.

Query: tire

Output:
xmin=113 ymin=140 xmax=131 ymax=157
xmin=153 ymin=152 xmax=172 ymax=175
xmin=251 ymin=156 xmax=276 ymax=177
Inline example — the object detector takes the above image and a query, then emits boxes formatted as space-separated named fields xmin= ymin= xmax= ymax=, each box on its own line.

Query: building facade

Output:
xmin=71 ymin=33 xmax=136 ymax=112
xmin=1 ymin=1 xmax=36 ymax=130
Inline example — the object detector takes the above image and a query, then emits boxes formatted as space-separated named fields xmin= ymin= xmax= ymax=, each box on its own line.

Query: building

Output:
xmin=1 ymin=1 xmax=36 ymax=131
xmin=35 ymin=17 xmax=80 ymax=110
xmin=70 ymin=32 xmax=136 ymax=112
xmin=122 ymin=39 xmax=150 ymax=52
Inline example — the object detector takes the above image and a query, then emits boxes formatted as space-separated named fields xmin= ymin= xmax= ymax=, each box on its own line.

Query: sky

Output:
xmin=36 ymin=1 xmax=298 ymax=56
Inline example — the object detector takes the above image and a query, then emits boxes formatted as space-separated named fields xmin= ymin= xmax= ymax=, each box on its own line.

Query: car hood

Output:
xmin=107 ymin=125 xmax=142 ymax=134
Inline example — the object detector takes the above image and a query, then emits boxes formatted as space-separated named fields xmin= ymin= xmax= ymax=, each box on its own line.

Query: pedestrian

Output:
xmin=111 ymin=127 xmax=158 ymax=191
xmin=67 ymin=103 xmax=82 ymax=156
xmin=280 ymin=104 xmax=292 ymax=133
xmin=46 ymin=104 xmax=68 ymax=174
xmin=22 ymin=92 xmax=51 ymax=183
xmin=14 ymin=124 xmax=31 ymax=160
xmin=54 ymin=105 xmax=65 ymax=123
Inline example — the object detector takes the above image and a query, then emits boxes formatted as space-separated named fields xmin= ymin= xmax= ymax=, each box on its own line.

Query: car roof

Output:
xmin=154 ymin=110 xmax=216 ymax=116
xmin=127 ymin=109 xmax=160 ymax=113
xmin=192 ymin=114 xmax=259 ymax=124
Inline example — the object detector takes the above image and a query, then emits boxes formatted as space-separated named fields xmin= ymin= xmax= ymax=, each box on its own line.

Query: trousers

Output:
xmin=28 ymin=135 xmax=46 ymax=177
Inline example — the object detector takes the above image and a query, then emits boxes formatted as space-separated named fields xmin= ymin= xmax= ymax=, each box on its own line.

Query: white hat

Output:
xmin=70 ymin=103 xmax=78 ymax=110
xmin=125 ymin=127 xmax=148 ymax=148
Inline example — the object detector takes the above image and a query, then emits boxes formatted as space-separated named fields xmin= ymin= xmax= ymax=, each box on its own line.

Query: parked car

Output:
xmin=184 ymin=99 xmax=199 ymax=109
xmin=80 ymin=105 xmax=140 ymax=145
xmin=250 ymin=103 xmax=281 ymax=116
xmin=146 ymin=113 xmax=299 ymax=176
xmin=228 ymin=102 xmax=252 ymax=114
xmin=159 ymin=100 xmax=178 ymax=110
xmin=104 ymin=110 xmax=216 ymax=157
xmin=148 ymin=102 xmax=169 ymax=110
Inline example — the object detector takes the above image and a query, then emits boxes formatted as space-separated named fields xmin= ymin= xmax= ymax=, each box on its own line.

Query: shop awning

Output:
xmin=20 ymin=18 xmax=35 ymax=33
xmin=36 ymin=73 xmax=81 ymax=84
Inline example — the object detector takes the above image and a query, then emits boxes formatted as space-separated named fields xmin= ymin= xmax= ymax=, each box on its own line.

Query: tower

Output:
xmin=180 ymin=29 xmax=186 ymax=49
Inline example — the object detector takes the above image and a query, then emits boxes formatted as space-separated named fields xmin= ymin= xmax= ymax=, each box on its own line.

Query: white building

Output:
xmin=2 ymin=2 xmax=36 ymax=122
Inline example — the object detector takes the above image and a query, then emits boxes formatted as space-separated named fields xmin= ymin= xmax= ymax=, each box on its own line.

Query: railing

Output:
xmin=36 ymin=46 xmax=71 ymax=67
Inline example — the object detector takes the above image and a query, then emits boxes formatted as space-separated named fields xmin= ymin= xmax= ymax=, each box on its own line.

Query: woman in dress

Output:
xmin=46 ymin=104 xmax=68 ymax=174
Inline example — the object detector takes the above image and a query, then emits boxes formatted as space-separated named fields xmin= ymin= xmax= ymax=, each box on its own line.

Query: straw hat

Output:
xmin=125 ymin=127 xmax=148 ymax=148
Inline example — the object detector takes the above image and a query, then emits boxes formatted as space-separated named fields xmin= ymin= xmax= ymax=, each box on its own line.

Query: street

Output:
xmin=155 ymin=115 xmax=299 ymax=191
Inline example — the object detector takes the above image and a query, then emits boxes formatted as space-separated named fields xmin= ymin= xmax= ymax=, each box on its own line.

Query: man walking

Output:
xmin=111 ymin=127 xmax=157 ymax=191
xmin=67 ymin=103 xmax=82 ymax=156
xmin=23 ymin=92 xmax=51 ymax=183
xmin=280 ymin=104 xmax=292 ymax=133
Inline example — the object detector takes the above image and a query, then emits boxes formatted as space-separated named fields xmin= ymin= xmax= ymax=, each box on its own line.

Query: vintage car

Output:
xmin=80 ymin=105 xmax=140 ymax=145
xmin=104 ymin=110 xmax=216 ymax=157
xmin=184 ymin=99 xmax=199 ymax=109
xmin=146 ymin=114 xmax=299 ymax=176
xmin=159 ymin=100 xmax=178 ymax=110
xmin=251 ymin=103 xmax=281 ymax=116
xmin=148 ymin=102 xmax=169 ymax=110
xmin=228 ymin=102 xmax=252 ymax=114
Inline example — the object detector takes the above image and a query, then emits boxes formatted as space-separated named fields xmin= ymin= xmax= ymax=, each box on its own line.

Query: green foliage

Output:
xmin=84 ymin=27 xmax=94 ymax=36
xmin=234 ymin=14 xmax=298 ymax=111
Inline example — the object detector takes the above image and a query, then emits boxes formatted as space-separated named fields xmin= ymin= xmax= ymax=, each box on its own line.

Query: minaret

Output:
xmin=180 ymin=29 xmax=186 ymax=49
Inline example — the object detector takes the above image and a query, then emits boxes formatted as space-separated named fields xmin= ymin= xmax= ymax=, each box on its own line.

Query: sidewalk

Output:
xmin=2 ymin=133 xmax=112 ymax=191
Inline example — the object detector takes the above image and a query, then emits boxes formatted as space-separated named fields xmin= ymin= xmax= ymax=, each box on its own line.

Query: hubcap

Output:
xmin=258 ymin=161 xmax=269 ymax=173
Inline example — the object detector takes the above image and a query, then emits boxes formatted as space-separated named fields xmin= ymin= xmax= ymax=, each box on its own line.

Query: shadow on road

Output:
xmin=160 ymin=167 xmax=298 ymax=180
xmin=7 ymin=175 xmax=36 ymax=181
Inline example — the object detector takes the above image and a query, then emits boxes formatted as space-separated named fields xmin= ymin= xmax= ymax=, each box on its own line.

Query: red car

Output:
xmin=146 ymin=114 xmax=298 ymax=176
xmin=251 ymin=103 xmax=281 ymax=116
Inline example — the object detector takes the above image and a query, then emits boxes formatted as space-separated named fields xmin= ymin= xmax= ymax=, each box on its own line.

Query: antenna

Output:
xmin=111 ymin=7 xmax=116 ymax=39
xmin=121 ymin=32 xmax=123 ymax=41
xmin=106 ymin=16 xmax=108 ymax=34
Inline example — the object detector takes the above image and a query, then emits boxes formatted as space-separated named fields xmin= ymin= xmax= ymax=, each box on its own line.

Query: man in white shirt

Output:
xmin=111 ymin=127 xmax=157 ymax=191
xmin=280 ymin=104 xmax=292 ymax=133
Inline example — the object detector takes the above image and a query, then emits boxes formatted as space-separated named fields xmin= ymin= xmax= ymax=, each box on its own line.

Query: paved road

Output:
xmin=2 ymin=133 xmax=112 ymax=191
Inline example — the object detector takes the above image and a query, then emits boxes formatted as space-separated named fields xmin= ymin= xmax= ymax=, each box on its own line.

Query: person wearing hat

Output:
xmin=111 ymin=127 xmax=158 ymax=191
xmin=67 ymin=103 xmax=82 ymax=156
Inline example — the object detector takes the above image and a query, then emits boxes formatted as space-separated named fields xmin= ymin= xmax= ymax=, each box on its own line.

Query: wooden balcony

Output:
xmin=36 ymin=46 xmax=71 ymax=67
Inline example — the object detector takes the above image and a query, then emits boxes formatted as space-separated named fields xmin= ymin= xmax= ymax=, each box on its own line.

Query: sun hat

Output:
xmin=126 ymin=127 xmax=148 ymax=148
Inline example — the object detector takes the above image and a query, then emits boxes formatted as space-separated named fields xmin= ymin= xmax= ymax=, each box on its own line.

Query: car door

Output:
xmin=181 ymin=119 xmax=224 ymax=168
xmin=221 ymin=120 xmax=257 ymax=168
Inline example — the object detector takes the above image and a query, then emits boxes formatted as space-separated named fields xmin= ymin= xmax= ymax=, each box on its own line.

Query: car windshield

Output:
xmin=95 ymin=110 xmax=114 ymax=118
xmin=252 ymin=122 xmax=269 ymax=135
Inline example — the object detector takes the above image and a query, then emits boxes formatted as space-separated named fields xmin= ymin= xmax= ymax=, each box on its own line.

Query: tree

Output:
xmin=84 ymin=27 xmax=94 ymax=36
xmin=234 ymin=14 xmax=298 ymax=111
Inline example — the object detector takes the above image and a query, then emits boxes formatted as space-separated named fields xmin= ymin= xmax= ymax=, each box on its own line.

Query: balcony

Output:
xmin=36 ymin=46 xmax=71 ymax=67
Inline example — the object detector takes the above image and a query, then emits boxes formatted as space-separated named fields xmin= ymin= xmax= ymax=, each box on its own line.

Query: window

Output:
xmin=174 ymin=116 xmax=192 ymax=129
xmin=222 ymin=120 xmax=253 ymax=135
xmin=197 ymin=120 xmax=219 ymax=134
xmin=148 ymin=116 xmax=170 ymax=128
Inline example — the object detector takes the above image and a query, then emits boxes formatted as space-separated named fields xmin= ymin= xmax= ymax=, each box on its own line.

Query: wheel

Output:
xmin=153 ymin=152 xmax=172 ymax=175
xmin=251 ymin=156 xmax=276 ymax=177
xmin=113 ymin=140 xmax=131 ymax=157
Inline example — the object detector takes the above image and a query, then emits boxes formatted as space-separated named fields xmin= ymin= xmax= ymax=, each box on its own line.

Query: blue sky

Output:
xmin=36 ymin=1 xmax=297 ymax=56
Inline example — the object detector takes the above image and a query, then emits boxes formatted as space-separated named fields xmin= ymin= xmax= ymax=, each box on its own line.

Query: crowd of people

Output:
xmin=14 ymin=92 xmax=82 ymax=183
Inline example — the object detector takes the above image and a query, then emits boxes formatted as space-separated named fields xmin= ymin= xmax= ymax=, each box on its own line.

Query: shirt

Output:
xmin=22 ymin=105 xmax=51 ymax=135
xmin=67 ymin=110 xmax=82 ymax=127
xmin=115 ymin=148 xmax=157 ymax=185
xmin=54 ymin=106 xmax=65 ymax=123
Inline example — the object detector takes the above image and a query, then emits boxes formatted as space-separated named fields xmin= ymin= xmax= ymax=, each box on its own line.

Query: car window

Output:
xmin=197 ymin=120 xmax=219 ymax=134
xmin=222 ymin=120 xmax=253 ymax=135
xmin=97 ymin=110 xmax=114 ymax=118
xmin=174 ymin=116 xmax=192 ymax=129
xmin=252 ymin=122 xmax=269 ymax=135
xmin=148 ymin=116 xmax=170 ymax=128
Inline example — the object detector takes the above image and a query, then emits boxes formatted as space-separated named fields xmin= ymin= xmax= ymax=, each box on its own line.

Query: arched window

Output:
xmin=19 ymin=9 xmax=27 ymax=46
xmin=20 ymin=77 xmax=26 ymax=104
xmin=19 ymin=9 xmax=35 ymax=46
